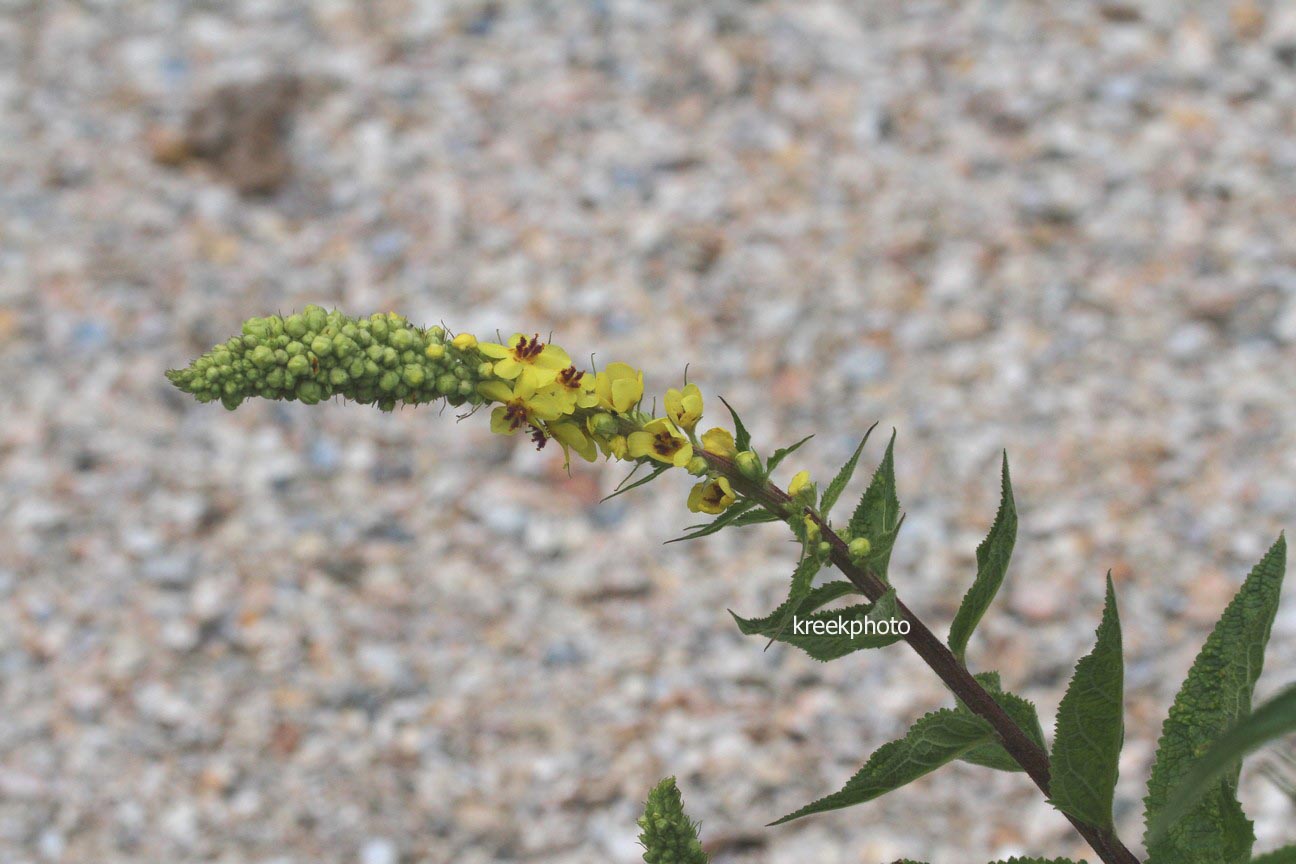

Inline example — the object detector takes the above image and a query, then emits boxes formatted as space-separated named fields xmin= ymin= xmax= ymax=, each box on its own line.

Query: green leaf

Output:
xmin=987 ymin=859 xmax=1088 ymax=864
xmin=1049 ymin=574 xmax=1125 ymax=830
xmin=767 ymin=435 xmax=814 ymax=472
xmin=728 ymin=508 xmax=782 ymax=528
xmin=730 ymin=580 xmax=859 ymax=633
xmin=1253 ymin=846 xmax=1296 ymax=864
xmin=769 ymin=554 xmax=822 ymax=643
xmin=1143 ymin=535 xmax=1287 ymax=864
xmin=603 ymin=463 xmax=671 ymax=502
xmin=734 ymin=589 xmax=906 ymax=661
xmin=665 ymin=501 xmax=758 ymax=543
xmin=819 ymin=422 xmax=879 ymax=515
xmin=959 ymin=672 xmax=1047 ymax=773
xmin=719 ymin=396 xmax=752 ymax=452
xmin=638 ymin=777 xmax=710 ymax=864
xmin=1148 ymin=683 xmax=1296 ymax=842
xmin=948 ymin=452 xmax=1017 ymax=663
xmin=847 ymin=430 xmax=901 ymax=579
xmin=771 ymin=708 xmax=994 ymax=824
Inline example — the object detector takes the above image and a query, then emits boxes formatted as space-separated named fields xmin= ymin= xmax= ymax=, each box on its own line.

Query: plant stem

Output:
xmin=699 ymin=451 xmax=1142 ymax=864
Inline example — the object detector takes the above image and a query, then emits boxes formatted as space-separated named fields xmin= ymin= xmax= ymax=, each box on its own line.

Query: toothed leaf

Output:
xmin=1143 ymin=535 xmax=1287 ymax=864
xmin=604 ymin=463 xmax=671 ymax=502
xmin=820 ymin=423 xmax=878 ymax=515
xmin=1253 ymin=847 xmax=1296 ymax=864
xmin=1049 ymin=575 xmax=1124 ymax=830
xmin=767 ymin=435 xmax=814 ymax=472
xmin=666 ymin=501 xmax=758 ymax=543
xmin=948 ymin=453 xmax=1017 ymax=662
xmin=959 ymin=672 xmax=1047 ymax=773
xmin=847 ymin=430 xmax=901 ymax=579
xmin=734 ymin=589 xmax=905 ymax=661
xmin=730 ymin=580 xmax=859 ymax=633
xmin=728 ymin=508 xmax=782 ymax=528
xmin=719 ymin=396 xmax=751 ymax=452
xmin=1149 ymin=683 xmax=1296 ymax=843
xmin=771 ymin=708 xmax=994 ymax=824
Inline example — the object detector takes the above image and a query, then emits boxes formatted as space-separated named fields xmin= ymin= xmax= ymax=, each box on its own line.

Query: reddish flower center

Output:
xmin=702 ymin=483 xmax=727 ymax=507
xmin=530 ymin=426 xmax=548 ymax=450
xmin=653 ymin=431 xmax=681 ymax=457
xmin=512 ymin=334 xmax=545 ymax=362
xmin=503 ymin=400 xmax=529 ymax=430
xmin=557 ymin=365 xmax=585 ymax=389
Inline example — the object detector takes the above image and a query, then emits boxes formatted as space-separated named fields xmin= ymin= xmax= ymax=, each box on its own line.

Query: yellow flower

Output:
xmin=479 ymin=377 xmax=565 ymax=435
xmin=603 ymin=434 xmax=628 ymax=460
xmin=451 ymin=333 xmax=478 ymax=350
xmin=479 ymin=333 xmax=571 ymax=387
xmin=547 ymin=365 xmax=600 ymax=412
xmin=627 ymin=418 xmax=693 ymax=467
xmin=788 ymin=470 xmax=815 ymax=503
xmin=665 ymin=383 xmax=703 ymax=430
xmin=700 ymin=427 xmax=736 ymax=459
xmin=549 ymin=420 xmax=598 ymax=465
xmin=688 ymin=477 xmax=735 ymax=515
xmin=594 ymin=362 xmax=644 ymax=413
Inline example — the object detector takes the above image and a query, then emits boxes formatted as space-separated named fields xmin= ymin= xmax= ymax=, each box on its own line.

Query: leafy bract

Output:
xmin=718 ymin=396 xmax=752 ymax=452
xmin=1148 ymin=683 xmax=1296 ymax=842
xmin=1143 ymin=535 xmax=1287 ymax=864
xmin=959 ymin=672 xmax=1047 ymax=773
xmin=1049 ymin=575 xmax=1124 ymax=830
xmin=847 ymin=430 xmax=901 ymax=579
xmin=819 ymin=423 xmax=878 ymax=515
xmin=733 ymin=588 xmax=905 ymax=661
xmin=771 ymin=708 xmax=994 ymax=824
xmin=767 ymin=435 xmax=814 ymax=473
xmin=948 ymin=453 xmax=1017 ymax=663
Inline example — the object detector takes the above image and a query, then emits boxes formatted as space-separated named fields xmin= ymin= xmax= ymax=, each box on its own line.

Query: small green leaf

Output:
xmin=1149 ymin=683 xmax=1296 ymax=842
xmin=767 ymin=434 xmax=814 ymax=472
xmin=948 ymin=452 xmax=1017 ymax=663
xmin=603 ymin=463 xmax=671 ymax=502
xmin=769 ymin=554 xmax=822 ymax=643
xmin=719 ymin=396 xmax=752 ymax=452
xmin=1253 ymin=846 xmax=1296 ymax=864
xmin=638 ymin=777 xmax=710 ymax=864
xmin=1049 ymin=574 xmax=1124 ymax=830
xmin=819 ymin=422 xmax=879 ymax=515
xmin=771 ymin=708 xmax=994 ymax=824
xmin=734 ymin=589 xmax=906 ymax=661
xmin=847 ymin=430 xmax=901 ymax=578
xmin=730 ymin=580 xmax=859 ymax=633
xmin=1143 ymin=534 xmax=1287 ymax=864
xmin=987 ymin=859 xmax=1088 ymax=864
xmin=959 ymin=672 xmax=1047 ymax=773
xmin=728 ymin=508 xmax=782 ymax=528
xmin=665 ymin=501 xmax=758 ymax=543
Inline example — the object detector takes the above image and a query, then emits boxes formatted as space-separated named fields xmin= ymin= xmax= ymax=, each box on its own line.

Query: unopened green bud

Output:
xmin=457 ymin=379 xmax=474 ymax=396
xmin=286 ymin=355 xmax=310 ymax=376
xmin=436 ymin=373 xmax=458 ymax=395
xmin=329 ymin=367 xmax=349 ymax=386
xmin=735 ymin=450 xmax=762 ymax=479
xmin=284 ymin=315 xmax=307 ymax=338
xmin=477 ymin=361 xmax=493 ymax=377
xmin=310 ymin=335 xmax=333 ymax=356
xmin=297 ymin=381 xmax=323 ymax=404
xmin=817 ymin=541 xmax=832 ymax=557
xmin=402 ymin=364 xmax=425 ymax=387
xmin=588 ymin=412 xmax=618 ymax=437
xmin=848 ymin=537 xmax=872 ymax=562
xmin=250 ymin=345 xmax=275 ymax=369
xmin=686 ymin=457 xmax=708 ymax=476
xmin=379 ymin=371 xmax=400 ymax=392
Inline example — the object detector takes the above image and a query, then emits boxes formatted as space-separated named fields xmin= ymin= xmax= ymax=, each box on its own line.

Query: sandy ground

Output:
xmin=1 ymin=2 xmax=1295 ymax=862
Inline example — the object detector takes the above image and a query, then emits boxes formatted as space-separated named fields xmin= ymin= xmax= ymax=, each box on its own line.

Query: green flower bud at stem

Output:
xmin=329 ymin=367 xmax=349 ymax=386
xmin=402 ymin=364 xmax=425 ymax=387
xmin=379 ymin=371 xmax=400 ymax=392
xmin=426 ymin=343 xmax=445 ymax=360
xmin=250 ymin=345 xmax=275 ymax=369
xmin=735 ymin=450 xmax=762 ymax=479
xmin=285 ymin=341 xmax=305 ymax=356
xmin=242 ymin=317 xmax=270 ymax=339
xmin=686 ymin=457 xmax=708 ymax=476
xmin=303 ymin=306 xmax=327 ymax=332
xmin=310 ymin=335 xmax=333 ymax=356
xmin=333 ymin=335 xmax=355 ymax=357
xmin=848 ymin=536 xmax=872 ymax=562
xmin=286 ymin=355 xmax=310 ymax=376
xmin=817 ymin=540 xmax=832 ymax=557
xmin=477 ymin=361 xmax=493 ymax=377
xmin=284 ymin=315 xmax=307 ymax=338
xmin=297 ymin=381 xmax=323 ymax=404
xmin=390 ymin=328 xmax=414 ymax=350
xmin=457 ymin=379 xmax=474 ymax=396
xmin=437 ymin=373 xmax=458 ymax=395
xmin=369 ymin=315 xmax=388 ymax=340
xmin=381 ymin=347 xmax=398 ymax=368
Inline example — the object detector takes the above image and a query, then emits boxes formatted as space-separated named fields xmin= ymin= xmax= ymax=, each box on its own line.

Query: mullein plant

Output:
xmin=170 ymin=307 xmax=1295 ymax=864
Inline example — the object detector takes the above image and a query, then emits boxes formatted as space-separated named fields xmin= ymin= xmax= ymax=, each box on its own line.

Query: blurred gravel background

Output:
xmin=2 ymin=1 xmax=1296 ymax=862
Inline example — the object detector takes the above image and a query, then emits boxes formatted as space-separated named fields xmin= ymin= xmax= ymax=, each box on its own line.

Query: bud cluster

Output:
xmin=166 ymin=306 xmax=486 ymax=412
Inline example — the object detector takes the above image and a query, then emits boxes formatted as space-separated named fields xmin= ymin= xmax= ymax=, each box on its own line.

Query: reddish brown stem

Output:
xmin=699 ymin=451 xmax=1141 ymax=864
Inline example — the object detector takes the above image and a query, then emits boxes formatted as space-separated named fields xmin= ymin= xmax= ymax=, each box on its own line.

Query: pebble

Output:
xmin=1 ymin=2 xmax=1293 ymax=863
